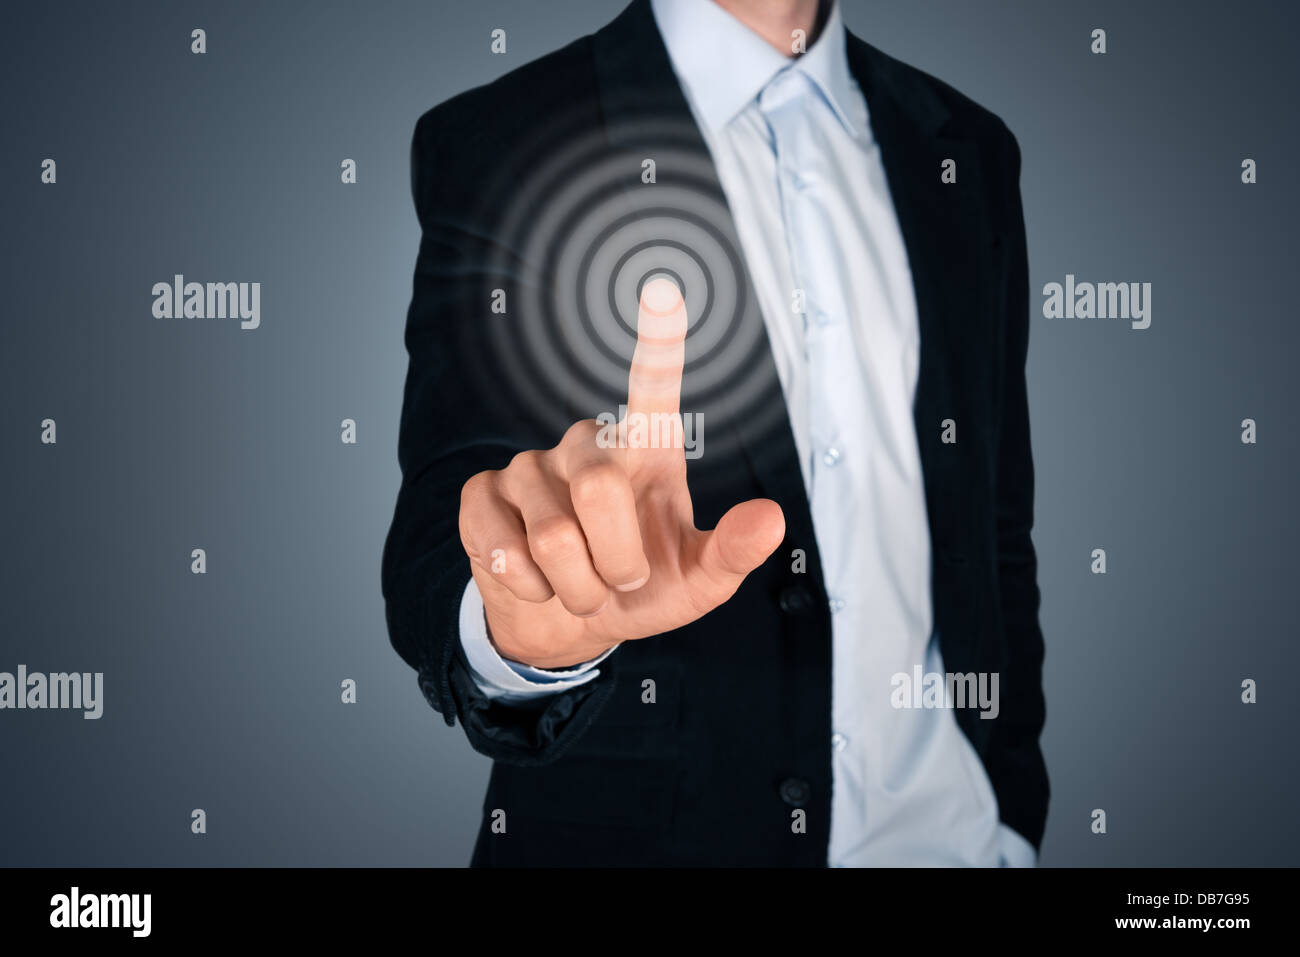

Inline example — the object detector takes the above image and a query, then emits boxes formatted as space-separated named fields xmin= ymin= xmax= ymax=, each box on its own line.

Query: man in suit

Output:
xmin=382 ymin=0 xmax=1048 ymax=866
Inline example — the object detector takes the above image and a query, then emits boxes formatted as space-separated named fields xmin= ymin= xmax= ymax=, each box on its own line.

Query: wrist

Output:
xmin=484 ymin=607 xmax=618 ymax=671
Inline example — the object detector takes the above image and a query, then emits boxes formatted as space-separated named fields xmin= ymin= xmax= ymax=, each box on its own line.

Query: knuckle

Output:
xmin=459 ymin=470 xmax=494 ymax=510
xmin=568 ymin=462 xmax=625 ymax=509
xmin=458 ymin=473 xmax=497 ymax=546
xmin=506 ymin=449 xmax=544 ymax=477
xmin=528 ymin=516 xmax=586 ymax=561
xmin=503 ymin=450 xmax=548 ymax=497
xmin=562 ymin=419 xmax=600 ymax=447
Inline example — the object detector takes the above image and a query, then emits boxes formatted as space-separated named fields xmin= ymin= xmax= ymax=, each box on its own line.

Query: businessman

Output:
xmin=382 ymin=0 xmax=1048 ymax=866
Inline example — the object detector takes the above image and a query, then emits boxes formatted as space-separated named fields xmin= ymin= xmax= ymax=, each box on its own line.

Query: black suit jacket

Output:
xmin=382 ymin=0 xmax=1048 ymax=866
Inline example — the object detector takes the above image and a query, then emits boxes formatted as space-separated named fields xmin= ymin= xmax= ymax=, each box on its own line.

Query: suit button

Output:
xmin=778 ymin=584 xmax=813 ymax=616
xmin=778 ymin=777 xmax=811 ymax=807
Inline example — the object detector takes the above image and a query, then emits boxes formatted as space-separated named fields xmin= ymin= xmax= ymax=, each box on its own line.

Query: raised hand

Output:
xmin=458 ymin=278 xmax=786 ymax=669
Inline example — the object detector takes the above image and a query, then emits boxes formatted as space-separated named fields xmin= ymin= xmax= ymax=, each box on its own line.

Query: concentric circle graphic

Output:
xmin=467 ymin=116 xmax=786 ymax=475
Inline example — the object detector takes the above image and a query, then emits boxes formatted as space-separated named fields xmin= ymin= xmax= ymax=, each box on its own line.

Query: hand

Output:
xmin=458 ymin=278 xmax=786 ymax=668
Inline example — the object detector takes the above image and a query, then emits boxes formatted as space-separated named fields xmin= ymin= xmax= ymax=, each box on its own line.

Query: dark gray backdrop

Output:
xmin=2 ymin=0 xmax=1295 ymax=866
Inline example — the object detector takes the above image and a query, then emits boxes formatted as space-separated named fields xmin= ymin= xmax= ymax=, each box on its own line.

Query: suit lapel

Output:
xmin=845 ymin=34 xmax=985 ymax=562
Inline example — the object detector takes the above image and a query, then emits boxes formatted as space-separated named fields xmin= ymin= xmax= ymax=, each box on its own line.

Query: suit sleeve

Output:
xmin=983 ymin=121 xmax=1050 ymax=850
xmin=380 ymin=111 xmax=618 ymax=766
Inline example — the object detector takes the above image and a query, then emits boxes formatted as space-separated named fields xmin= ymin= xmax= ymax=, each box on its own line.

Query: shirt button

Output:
xmin=828 ymin=597 xmax=846 ymax=614
xmin=822 ymin=446 xmax=842 ymax=467
xmin=815 ymin=309 xmax=833 ymax=326
xmin=778 ymin=777 xmax=811 ymax=808
xmin=831 ymin=732 xmax=848 ymax=753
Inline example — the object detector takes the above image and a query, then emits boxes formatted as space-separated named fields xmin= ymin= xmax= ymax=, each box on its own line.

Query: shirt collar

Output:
xmin=650 ymin=0 xmax=860 ymax=137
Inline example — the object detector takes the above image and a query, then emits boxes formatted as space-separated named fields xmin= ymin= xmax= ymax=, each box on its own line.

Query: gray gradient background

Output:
xmin=1 ymin=0 xmax=1295 ymax=866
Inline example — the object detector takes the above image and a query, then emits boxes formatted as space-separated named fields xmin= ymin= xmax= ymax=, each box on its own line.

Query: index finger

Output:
xmin=626 ymin=276 xmax=687 ymax=422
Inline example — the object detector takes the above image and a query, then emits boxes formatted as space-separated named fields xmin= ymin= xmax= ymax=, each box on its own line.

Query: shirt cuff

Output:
xmin=458 ymin=576 xmax=615 ymax=703
xmin=996 ymin=823 xmax=1038 ymax=867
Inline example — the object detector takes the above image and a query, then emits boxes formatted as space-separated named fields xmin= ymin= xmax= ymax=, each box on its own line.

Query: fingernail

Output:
xmin=615 ymin=574 xmax=649 ymax=592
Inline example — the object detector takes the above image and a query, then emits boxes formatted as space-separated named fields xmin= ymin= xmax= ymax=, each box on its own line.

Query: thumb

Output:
xmin=694 ymin=498 xmax=786 ymax=596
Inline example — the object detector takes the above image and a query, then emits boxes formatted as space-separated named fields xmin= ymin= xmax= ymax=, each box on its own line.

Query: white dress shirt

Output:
xmin=457 ymin=0 xmax=1036 ymax=867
